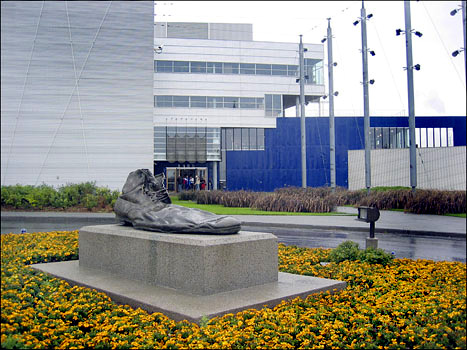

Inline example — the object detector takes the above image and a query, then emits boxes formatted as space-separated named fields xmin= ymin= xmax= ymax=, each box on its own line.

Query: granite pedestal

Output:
xmin=31 ymin=224 xmax=346 ymax=323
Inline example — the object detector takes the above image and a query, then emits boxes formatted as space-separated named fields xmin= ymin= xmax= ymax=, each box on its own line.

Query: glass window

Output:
xmin=207 ymin=97 xmax=223 ymax=108
xmin=420 ymin=128 xmax=427 ymax=148
xmin=156 ymin=61 xmax=173 ymax=72
xmin=382 ymin=128 xmax=390 ymax=149
xmin=186 ymin=127 xmax=196 ymax=137
xmin=265 ymin=94 xmax=273 ymax=116
xmin=272 ymin=64 xmax=287 ymax=76
xmin=191 ymin=61 xmax=207 ymax=73
xmin=240 ymin=63 xmax=255 ymax=75
xmin=256 ymin=98 xmax=264 ymax=109
xmin=240 ymin=97 xmax=256 ymax=109
xmin=174 ymin=61 xmax=189 ymax=73
xmin=207 ymin=62 xmax=223 ymax=74
xmin=415 ymin=128 xmax=420 ymax=148
xmin=197 ymin=127 xmax=206 ymax=136
xmin=273 ymin=95 xmax=281 ymax=111
xmin=249 ymin=128 xmax=257 ymax=150
xmin=374 ymin=128 xmax=382 ymax=149
xmin=257 ymin=128 xmax=265 ymax=150
xmin=440 ymin=128 xmax=447 ymax=147
xmin=427 ymin=128 xmax=434 ymax=147
xmin=173 ymin=96 xmax=189 ymax=107
xmin=176 ymin=126 xmax=186 ymax=135
xmin=242 ymin=128 xmax=249 ymax=150
xmin=223 ymin=63 xmax=239 ymax=74
xmin=287 ymin=65 xmax=298 ymax=76
xmin=190 ymin=96 xmax=207 ymax=108
xmin=225 ymin=128 xmax=233 ymax=150
xmin=167 ymin=127 xmax=176 ymax=137
xmin=224 ymin=97 xmax=239 ymax=108
xmin=434 ymin=128 xmax=441 ymax=147
xmin=156 ymin=95 xmax=172 ymax=107
xmin=369 ymin=128 xmax=375 ymax=149
xmin=447 ymin=128 xmax=454 ymax=146
xmin=256 ymin=64 xmax=272 ymax=75
xmin=390 ymin=128 xmax=397 ymax=148
xmin=233 ymin=128 xmax=242 ymax=150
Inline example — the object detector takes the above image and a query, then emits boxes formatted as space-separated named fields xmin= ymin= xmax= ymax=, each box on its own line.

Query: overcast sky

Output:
xmin=155 ymin=1 xmax=466 ymax=117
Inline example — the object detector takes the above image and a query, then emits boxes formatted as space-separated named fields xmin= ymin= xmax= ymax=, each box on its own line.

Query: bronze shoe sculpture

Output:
xmin=114 ymin=169 xmax=241 ymax=234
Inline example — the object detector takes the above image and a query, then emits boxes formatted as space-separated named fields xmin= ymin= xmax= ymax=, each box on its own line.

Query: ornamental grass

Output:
xmin=1 ymin=231 xmax=466 ymax=349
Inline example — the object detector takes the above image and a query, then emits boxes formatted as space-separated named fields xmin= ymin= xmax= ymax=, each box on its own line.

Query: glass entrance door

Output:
xmin=166 ymin=167 xmax=208 ymax=192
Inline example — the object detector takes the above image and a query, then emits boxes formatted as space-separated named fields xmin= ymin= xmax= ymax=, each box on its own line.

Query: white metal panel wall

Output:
xmin=348 ymin=147 xmax=467 ymax=191
xmin=1 ymin=1 xmax=154 ymax=190
xmin=153 ymin=37 xmax=325 ymax=128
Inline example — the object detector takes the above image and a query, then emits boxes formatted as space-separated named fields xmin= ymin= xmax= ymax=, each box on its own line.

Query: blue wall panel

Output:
xmin=226 ymin=116 xmax=466 ymax=192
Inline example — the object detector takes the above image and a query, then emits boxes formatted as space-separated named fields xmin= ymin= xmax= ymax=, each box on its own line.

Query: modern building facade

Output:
xmin=153 ymin=22 xmax=325 ymax=190
xmin=1 ymin=1 xmax=154 ymax=190
xmin=1 ymin=2 xmax=465 ymax=192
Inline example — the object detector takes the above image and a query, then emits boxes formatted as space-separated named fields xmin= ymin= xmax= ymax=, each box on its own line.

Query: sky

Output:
xmin=154 ymin=1 xmax=466 ymax=117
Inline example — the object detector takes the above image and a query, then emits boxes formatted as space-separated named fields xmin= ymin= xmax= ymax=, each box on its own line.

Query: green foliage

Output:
xmin=328 ymin=241 xmax=361 ymax=263
xmin=1 ymin=183 xmax=121 ymax=211
xmin=328 ymin=241 xmax=394 ymax=266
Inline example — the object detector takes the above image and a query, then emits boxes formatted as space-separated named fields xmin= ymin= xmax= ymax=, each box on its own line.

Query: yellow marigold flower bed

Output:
xmin=1 ymin=232 xmax=466 ymax=349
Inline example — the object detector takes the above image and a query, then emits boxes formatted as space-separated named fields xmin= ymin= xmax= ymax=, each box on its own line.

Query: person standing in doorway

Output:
xmin=195 ymin=175 xmax=200 ymax=191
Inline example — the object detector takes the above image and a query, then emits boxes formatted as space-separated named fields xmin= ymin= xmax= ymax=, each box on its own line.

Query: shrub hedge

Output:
xmin=2 ymin=184 xmax=465 ymax=216
xmin=179 ymin=187 xmax=466 ymax=215
xmin=1 ymin=183 xmax=120 ymax=211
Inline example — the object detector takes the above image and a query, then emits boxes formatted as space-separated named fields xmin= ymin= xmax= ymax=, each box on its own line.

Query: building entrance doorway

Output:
xmin=165 ymin=167 xmax=208 ymax=192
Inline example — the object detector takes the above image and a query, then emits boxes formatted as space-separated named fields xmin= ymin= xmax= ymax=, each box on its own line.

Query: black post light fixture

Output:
xmin=357 ymin=206 xmax=380 ymax=248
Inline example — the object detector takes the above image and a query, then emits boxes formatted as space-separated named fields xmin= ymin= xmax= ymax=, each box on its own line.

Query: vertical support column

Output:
xmin=327 ymin=19 xmax=336 ymax=192
xmin=296 ymin=96 xmax=300 ymax=117
xmin=212 ymin=161 xmax=218 ymax=190
xmin=299 ymin=35 xmax=307 ymax=188
xmin=404 ymin=0 xmax=417 ymax=192
xmin=361 ymin=3 xmax=372 ymax=195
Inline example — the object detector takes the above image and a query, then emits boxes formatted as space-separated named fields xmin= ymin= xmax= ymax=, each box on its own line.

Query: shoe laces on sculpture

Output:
xmin=143 ymin=176 xmax=171 ymax=204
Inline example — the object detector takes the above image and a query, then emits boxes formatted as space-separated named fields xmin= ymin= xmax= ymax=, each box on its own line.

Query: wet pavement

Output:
xmin=1 ymin=209 xmax=466 ymax=263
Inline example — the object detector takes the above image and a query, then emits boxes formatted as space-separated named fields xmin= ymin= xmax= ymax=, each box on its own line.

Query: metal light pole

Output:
xmin=404 ymin=0 xmax=417 ymax=193
xmin=360 ymin=2 xmax=371 ymax=195
xmin=299 ymin=35 xmax=307 ymax=188
xmin=327 ymin=19 xmax=336 ymax=192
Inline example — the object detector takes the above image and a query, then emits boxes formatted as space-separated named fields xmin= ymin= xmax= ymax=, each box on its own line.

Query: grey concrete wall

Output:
xmin=1 ymin=1 xmax=154 ymax=190
xmin=348 ymin=146 xmax=466 ymax=190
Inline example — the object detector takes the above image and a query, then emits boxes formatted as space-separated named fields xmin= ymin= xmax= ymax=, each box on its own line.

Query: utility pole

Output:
xmin=360 ymin=1 xmax=371 ymax=195
xmin=404 ymin=0 xmax=417 ymax=193
xmin=327 ymin=19 xmax=336 ymax=192
xmin=299 ymin=35 xmax=307 ymax=188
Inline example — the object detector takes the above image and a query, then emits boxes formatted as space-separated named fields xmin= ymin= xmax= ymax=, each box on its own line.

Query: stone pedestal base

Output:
xmin=366 ymin=237 xmax=379 ymax=249
xmin=79 ymin=225 xmax=278 ymax=295
xmin=30 ymin=224 xmax=346 ymax=323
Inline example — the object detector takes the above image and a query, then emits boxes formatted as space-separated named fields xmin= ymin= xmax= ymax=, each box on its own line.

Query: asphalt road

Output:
xmin=1 ymin=217 xmax=465 ymax=263
xmin=242 ymin=225 xmax=466 ymax=263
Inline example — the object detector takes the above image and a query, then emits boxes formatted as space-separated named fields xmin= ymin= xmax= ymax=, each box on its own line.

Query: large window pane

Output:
xmin=174 ymin=61 xmax=189 ymax=72
xmin=415 ymin=128 xmax=420 ymax=148
xmin=223 ymin=63 xmax=239 ymax=74
xmin=257 ymin=128 xmax=265 ymax=150
xmin=272 ymin=64 xmax=287 ymax=76
xmin=420 ymin=128 xmax=427 ymax=147
xmin=249 ymin=128 xmax=257 ymax=150
xmin=191 ymin=61 xmax=207 ymax=73
xmin=242 ymin=128 xmax=249 ymax=150
xmin=256 ymin=98 xmax=264 ymax=109
xmin=240 ymin=97 xmax=256 ymax=109
xmin=440 ymin=127 xmax=447 ymax=147
xmin=156 ymin=95 xmax=172 ymax=107
xmin=434 ymin=128 xmax=441 ymax=147
xmin=427 ymin=128 xmax=434 ymax=147
xmin=156 ymin=60 xmax=173 ymax=72
xmin=240 ymin=63 xmax=255 ymax=75
xmin=374 ymin=128 xmax=382 ymax=149
xmin=207 ymin=62 xmax=223 ymax=74
xmin=287 ymin=65 xmax=298 ymax=76
xmin=447 ymin=128 xmax=454 ymax=146
xmin=390 ymin=128 xmax=397 ymax=148
xmin=224 ymin=97 xmax=239 ymax=108
xmin=382 ymin=128 xmax=390 ymax=149
xmin=225 ymin=128 xmax=233 ymax=150
xmin=190 ymin=96 xmax=207 ymax=108
xmin=256 ymin=64 xmax=272 ymax=75
xmin=173 ymin=96 xmax=189 ymax=107
xmin=233 ymin=128 xmax=242 ymax=150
